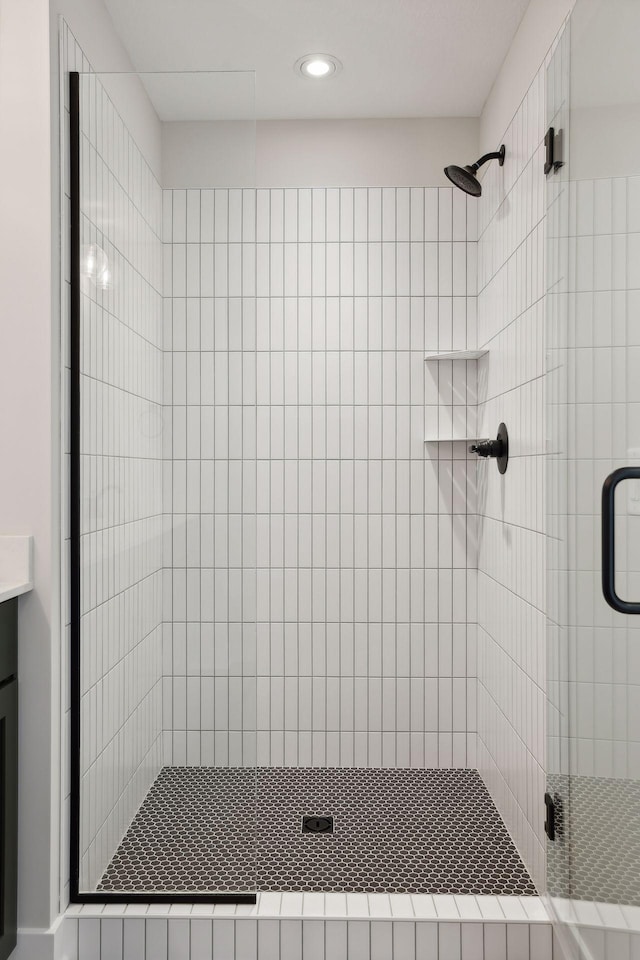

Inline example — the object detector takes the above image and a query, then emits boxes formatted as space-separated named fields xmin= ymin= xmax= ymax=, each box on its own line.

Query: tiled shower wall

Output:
xmin=59 ymin=18 xmax=561 ymax=909
xmin=475 ymin=66 xmax=548 ymax=891
xmin=161 ymin=186 xmax=480 ymax=769
xmin=160 ymin=188 xmax=258 ymax=768
xmin=61 ymin=22 xmax=165 ymax=893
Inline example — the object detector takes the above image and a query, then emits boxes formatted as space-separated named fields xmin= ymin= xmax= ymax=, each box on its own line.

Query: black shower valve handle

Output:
xmin=469 ymin=437 xmax=503 ymax=458
xmin=469 ymin=423 xmax=509 ymax=474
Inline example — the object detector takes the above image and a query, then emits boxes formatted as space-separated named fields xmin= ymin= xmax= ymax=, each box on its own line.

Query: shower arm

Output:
xmin=470 ymin=146 xmax=506 ymax=173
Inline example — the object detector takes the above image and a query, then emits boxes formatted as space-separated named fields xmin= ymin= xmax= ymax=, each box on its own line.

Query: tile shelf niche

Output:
xmin=424 ymin=349 xmax=488 ymax=361
xmin=423 ymin=349 xmax=489 ymax=443
xmin=424 ymin=436 xmax=484 ymax=443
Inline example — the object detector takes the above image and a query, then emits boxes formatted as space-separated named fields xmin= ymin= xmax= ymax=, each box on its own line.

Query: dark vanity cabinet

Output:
xmin=0 ymin=600 xmax=17 ymax=960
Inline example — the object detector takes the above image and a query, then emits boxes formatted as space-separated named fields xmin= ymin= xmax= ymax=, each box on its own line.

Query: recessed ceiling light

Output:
xmin=295 ymin=54 xmax=342 ymax=79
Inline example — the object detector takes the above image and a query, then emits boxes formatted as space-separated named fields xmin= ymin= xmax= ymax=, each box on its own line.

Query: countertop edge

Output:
xmin=0 ymin=581 xmax=34 ymax=604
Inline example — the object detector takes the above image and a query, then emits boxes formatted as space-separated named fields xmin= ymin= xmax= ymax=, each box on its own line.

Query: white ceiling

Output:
xmin=139 ymin=73 xmax=257 ymax=122
xmin=103 ymin=0 xmax=531 ymax=121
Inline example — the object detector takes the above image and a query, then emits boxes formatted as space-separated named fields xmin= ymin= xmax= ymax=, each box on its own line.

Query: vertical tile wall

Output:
xmin=475 ymin=66 xmax=548 ymax=891
xmin=64 ymin=899 xmax=556 ymax=960
xmin=162 ymin=186 xmax=479 ymax=769
xmin=161 ymin=188 xmax=258 ymax=768
xmin=60 ymin=23 xmax=165 ymax=893
xmin=57 ymin=22 xmax=563 ymax=915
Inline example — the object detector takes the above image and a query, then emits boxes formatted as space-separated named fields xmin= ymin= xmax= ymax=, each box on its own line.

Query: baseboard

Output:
xmin=15 ymin=915 xmax=68 ymax=960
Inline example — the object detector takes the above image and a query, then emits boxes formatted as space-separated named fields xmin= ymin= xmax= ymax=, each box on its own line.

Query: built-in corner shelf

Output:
xmin=424 ymin=436 xmax=480 ymax=444
xmin=424 ymin=349 xmax=488 ymax=361
xmin=424 ymin=349 xmax=488 ymax=449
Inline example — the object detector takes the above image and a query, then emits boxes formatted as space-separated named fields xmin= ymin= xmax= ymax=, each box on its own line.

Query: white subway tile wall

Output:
xmin=65 ymin=895 xmax=555 ymax=960
xmin=160 ymin=186 xmax=259 ymax=768
xmin=161 ymin=186 xmax=480 ymax=769
xmin=64 ymin=920 xmax=556 ymax=960
xmin=475 ymin=64 xmax=548 ymax=891
xmin=60 ymin=22 xmax=165 ymax=893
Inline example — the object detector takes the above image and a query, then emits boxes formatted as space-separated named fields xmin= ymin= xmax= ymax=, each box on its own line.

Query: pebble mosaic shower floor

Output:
xmin=98 ymin=767 xmax=537 ymax=895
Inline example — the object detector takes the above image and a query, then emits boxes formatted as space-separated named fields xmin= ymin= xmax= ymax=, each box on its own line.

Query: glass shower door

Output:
xmin=546 ymin=0 xmax=640 ymax=952
xmin=69 ymin=66 xmax=257 ymax=900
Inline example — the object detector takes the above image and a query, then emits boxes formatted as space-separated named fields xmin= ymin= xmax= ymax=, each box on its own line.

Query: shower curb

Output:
xmin=58 ymin=895 xmax=555 ymax=959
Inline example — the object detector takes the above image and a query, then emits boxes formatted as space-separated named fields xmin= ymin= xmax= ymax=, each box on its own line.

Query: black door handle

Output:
xmin=602 ymin=466 xmax=640 ymax=614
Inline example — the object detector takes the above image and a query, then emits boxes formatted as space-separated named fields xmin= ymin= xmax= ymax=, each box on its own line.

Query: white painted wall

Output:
xmin=571 ymin=103 xmax=640 ymax=181
xmin=568 ymin=0 xmax=640 ymax=181
xmin=479 ymin=0 xmax=575 ymax=155
xmin=162 ymin=121 xmax=256 ymax=188
xmin=0 ymin=0 xmax=56 ymax=934
xmin=162 ymin=118 xmax=479 ymax=189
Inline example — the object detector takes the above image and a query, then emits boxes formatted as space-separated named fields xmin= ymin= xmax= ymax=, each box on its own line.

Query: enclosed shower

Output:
xmin=62 ymin=0 xmax=640 ymax=954
xmin=66 ymin=48 xmax=539 ymax=902
xmin=68 ymin=58 xmax=534 ymax=901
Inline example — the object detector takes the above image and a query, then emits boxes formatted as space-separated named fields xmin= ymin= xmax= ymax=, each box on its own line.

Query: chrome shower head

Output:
xmin=444 ymin=145 xmax=505 ymax=197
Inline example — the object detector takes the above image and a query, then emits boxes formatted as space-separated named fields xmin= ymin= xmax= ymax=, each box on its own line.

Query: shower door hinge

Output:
xmin=544 ymin=792 xmax=557 ymax=841
xmin=544 ymin=127 xmax=564 ymax=176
